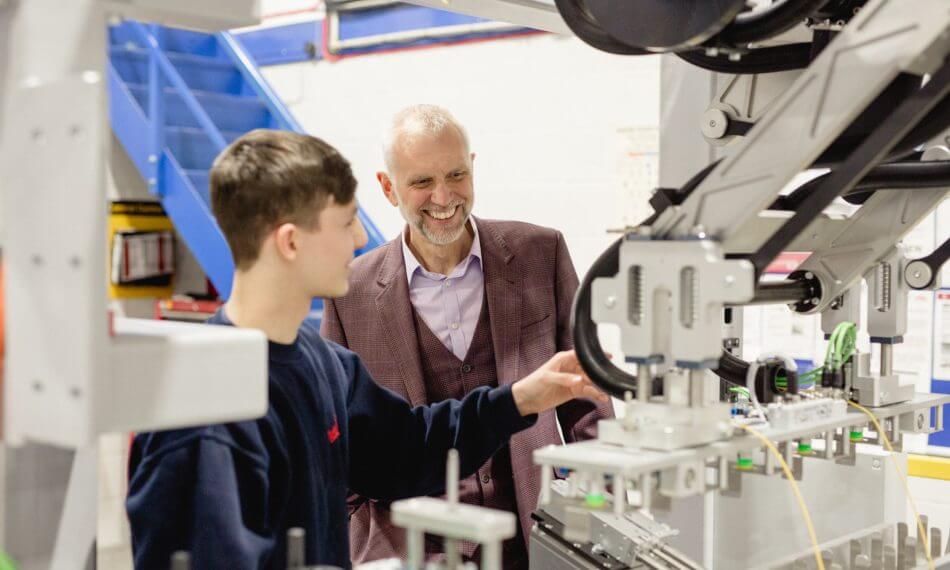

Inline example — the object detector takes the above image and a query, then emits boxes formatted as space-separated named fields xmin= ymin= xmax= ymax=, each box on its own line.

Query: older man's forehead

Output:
xmin=399 ymin=125 xmax=467 ymax=154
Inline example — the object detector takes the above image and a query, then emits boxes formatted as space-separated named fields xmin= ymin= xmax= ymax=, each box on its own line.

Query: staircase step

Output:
xmin=165 ymin=126 xmax=242 ymax=171
xmin=110 ymin=22 xmax=227 ymax=61
xmin=125 ymin=83 xmax=273 ymax=133
xmin=110 ymin=46 xmax=252 ymax=96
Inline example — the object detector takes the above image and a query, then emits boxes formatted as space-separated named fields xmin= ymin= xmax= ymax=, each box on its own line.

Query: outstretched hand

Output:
xmin=510 ymin=350 xmax=609 ymax=416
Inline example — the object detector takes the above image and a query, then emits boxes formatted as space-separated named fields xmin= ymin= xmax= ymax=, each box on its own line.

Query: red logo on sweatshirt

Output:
xmin=327 ymin=416 xmax=340 ymax=444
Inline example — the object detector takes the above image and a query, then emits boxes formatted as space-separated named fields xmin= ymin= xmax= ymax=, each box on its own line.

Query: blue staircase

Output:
xmin=108 ymin=21 xmax=385 ymax=301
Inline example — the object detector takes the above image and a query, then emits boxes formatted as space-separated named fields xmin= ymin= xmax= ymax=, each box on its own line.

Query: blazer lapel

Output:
xmin=374 ymin=240 xmax=427 ymax=406
xmin=479 ymin=220 xmax=523 ymax=386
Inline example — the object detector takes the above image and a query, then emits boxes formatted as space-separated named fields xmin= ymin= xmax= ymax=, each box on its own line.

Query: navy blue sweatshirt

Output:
xmin=126 ymin=310 xmax=536 ymax=569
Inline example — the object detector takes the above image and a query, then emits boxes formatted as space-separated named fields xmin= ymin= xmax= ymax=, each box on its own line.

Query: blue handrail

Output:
xmin=130 ymin=21 xmax=228 ymax=152
xmin=217 ymin=31 xmax=303 ymax=132
xmin=146 ymin=23 xmax=165 ymax=194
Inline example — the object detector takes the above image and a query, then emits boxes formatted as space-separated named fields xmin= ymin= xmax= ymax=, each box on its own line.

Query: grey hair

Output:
xmin=382 ymin=104 xmax=470 ymax=172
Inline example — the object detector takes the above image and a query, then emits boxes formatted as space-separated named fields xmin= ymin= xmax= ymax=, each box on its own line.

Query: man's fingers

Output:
xmin=548 ymin=371 xmax=585 ymax=387
xmin=547 ymin=371 xmax=610 ymax=402
xmin=580 ymin=385 xmax=610 ymax=402
xmin=549 ymin=350 xmax=577 ymax=371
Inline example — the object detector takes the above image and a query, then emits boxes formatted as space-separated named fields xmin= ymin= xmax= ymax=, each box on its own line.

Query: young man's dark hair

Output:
xmin=125 ymin=129 xmax=606 ymax=569
xmin=210 ymin=129 xmax=357 ymax=269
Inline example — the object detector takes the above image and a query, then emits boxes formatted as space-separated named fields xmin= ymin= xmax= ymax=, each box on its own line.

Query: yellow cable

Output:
xmin=735 ymin=423 xmax=825 ymax=570
xmin=847 ymin=401 xmax=934 ymax=570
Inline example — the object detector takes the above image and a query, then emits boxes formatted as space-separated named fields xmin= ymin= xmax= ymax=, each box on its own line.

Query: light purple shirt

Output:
xmin=402 ymin=221 xmax=484 ymax=361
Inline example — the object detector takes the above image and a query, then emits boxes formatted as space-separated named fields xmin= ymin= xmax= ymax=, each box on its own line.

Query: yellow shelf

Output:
xmin=908 ymin=454 xmax=950 ymax=481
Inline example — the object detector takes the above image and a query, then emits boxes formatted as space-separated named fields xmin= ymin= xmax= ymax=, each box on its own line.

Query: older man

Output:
xmin=321 ymin=105 xmax=613 ymax=568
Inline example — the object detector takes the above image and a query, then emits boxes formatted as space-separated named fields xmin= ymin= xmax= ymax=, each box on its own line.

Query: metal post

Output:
xmin=445 ymin=539 xmax=461 ymax=569
xmin=613 ymin=475 xmax=626 ymax=516
xmin=880 ymin=343 xmax=893 ymax=377
xmin=406 ymin=529 xmax=424 ymax=570
xmin=637 ymin=363 xmax=651 ymax=403
xmin=447 ymin=449 xmax=459 ymax=505
xmin=287 ymin=528 xmax=305 ymax=569
xmin=445 ymin=449 xmax=461 ymax=568
xmin=540 ymin=465 xmax=552 ymax=505
xmin=481 ymin=540 xmax=502 ymax=570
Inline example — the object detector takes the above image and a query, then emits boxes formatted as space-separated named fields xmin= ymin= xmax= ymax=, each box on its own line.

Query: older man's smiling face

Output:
xmin=385 ymin=127 xmax=474 ymax=246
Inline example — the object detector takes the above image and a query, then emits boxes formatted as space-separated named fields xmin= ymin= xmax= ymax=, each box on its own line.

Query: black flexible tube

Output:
xmin=844 ymin=160 xmax=950 ymax=204
xmin=776 ymin=160 xmax=950 ymax=210
xmin=714 ymin=350 xmax=750 ymax=385
xmin=571 ymin=238 xmax=638 ymax=399
xmin=714 ymin=0 xmax=828 ymax=46
xmin=677 ymin=42 xmax=813 ymax=74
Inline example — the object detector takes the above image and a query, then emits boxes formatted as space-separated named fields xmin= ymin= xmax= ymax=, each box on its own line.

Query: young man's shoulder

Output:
xmin=297 ymin=320 xmax=361 ymax=375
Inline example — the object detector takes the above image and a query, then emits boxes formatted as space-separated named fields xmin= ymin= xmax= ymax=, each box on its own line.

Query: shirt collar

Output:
xmin=402 ymin=217 xmax=482 ymax=284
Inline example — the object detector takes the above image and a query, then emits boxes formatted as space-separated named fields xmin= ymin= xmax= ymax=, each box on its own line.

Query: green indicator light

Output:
xmin=584 ymin=493 xmax=606 ymax=508
xmin=850 ymin=430 xmax=863 ymax=442
xmin=797 ymin=443 xmax=813 ymax=454
xmin=736 ymin=457 xmax=754 ymax=471
xmin=0 ymin=551 xmax=18 ymax=570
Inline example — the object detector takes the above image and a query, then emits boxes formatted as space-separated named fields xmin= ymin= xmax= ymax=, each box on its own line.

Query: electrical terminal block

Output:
xmin=765 ymin=397 xmax=847 ymax=430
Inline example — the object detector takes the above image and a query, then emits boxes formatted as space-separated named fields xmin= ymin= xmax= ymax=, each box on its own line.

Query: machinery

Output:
xmin=525 ymin=0 xmax=950 ymax=568
xmin=3 ymin=0 xmax=950 ymax=568
xmin=1 ymin=1 xmax=267 ymax=567
xmin=384 ymin=1 xmax=950 ymax=566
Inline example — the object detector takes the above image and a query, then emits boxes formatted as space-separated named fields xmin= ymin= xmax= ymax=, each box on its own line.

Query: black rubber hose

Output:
xmin=571 ymin=237 xmax=637 ymax=399
xmin=677 ymin=42 xmax=813 ymax=74
xmin=714 ymin=0 xmax=828 ymax=46
xmin=776 ymin=160 xmax=950 ymax=210
xmin=714 ymin=350 xmax=750 ymax=385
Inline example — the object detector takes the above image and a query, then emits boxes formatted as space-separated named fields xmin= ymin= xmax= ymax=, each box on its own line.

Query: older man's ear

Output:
xmin=376 ymin=171 xmax=399 ymax=207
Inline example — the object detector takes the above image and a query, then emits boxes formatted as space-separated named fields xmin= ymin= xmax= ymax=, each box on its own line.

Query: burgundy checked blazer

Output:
xmin=321 ymin=217 xmax=614 ymax=564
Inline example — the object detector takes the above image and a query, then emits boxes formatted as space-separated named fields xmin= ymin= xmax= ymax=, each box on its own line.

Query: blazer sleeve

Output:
xmin=320 ymin=297 xmax=349 ymax=348
xmin=551 ymin=230 xmax=616 ymax=442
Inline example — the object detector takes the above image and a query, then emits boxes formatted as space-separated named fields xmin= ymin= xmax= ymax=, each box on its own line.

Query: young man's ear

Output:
xmin=273 ymin=223 xmax=299 ymax=261
xmin=377 ymin=172 xmax=399 ymax=207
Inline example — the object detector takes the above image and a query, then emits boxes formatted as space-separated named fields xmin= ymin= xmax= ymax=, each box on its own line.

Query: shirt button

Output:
xmin=451 ymin=322 xmax=459 ymax=330
xmin=461 ymin=363 xmax=473 ymax=373
xmin=445 ymin=281 xmax=452 ymax=287
xmin=481 ymin=473 xmax=491 ymax=484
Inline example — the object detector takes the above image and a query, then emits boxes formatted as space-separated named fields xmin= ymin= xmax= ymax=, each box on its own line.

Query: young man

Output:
xmin=321 ymin=105 xmax=614 ymax=567
xmin=125 ymin=130 xmax=606 ymax=570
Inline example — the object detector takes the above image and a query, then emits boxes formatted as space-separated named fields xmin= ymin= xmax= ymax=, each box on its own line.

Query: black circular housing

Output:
xmin=583 ymin=0 xmax=747 ymax=52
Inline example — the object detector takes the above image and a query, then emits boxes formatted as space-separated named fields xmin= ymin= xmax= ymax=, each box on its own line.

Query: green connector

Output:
xmin=584 ymin=493 xmax=606 ymax=508
xmin=0 ymin=551 xmax=18 ymax=570
xmin=850 ymin=430 xmax=863 ymax=442
xmin=736 ymin=457 xmax=754 ymax=471
xmin=797 ymin=442 xmax=813 ymax=455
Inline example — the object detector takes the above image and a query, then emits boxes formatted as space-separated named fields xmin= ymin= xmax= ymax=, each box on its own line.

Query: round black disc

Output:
xmin=554 ymin=0 xmax=650 ymax=55
xmin=583 ymin=0 xmax=748 ymax=52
